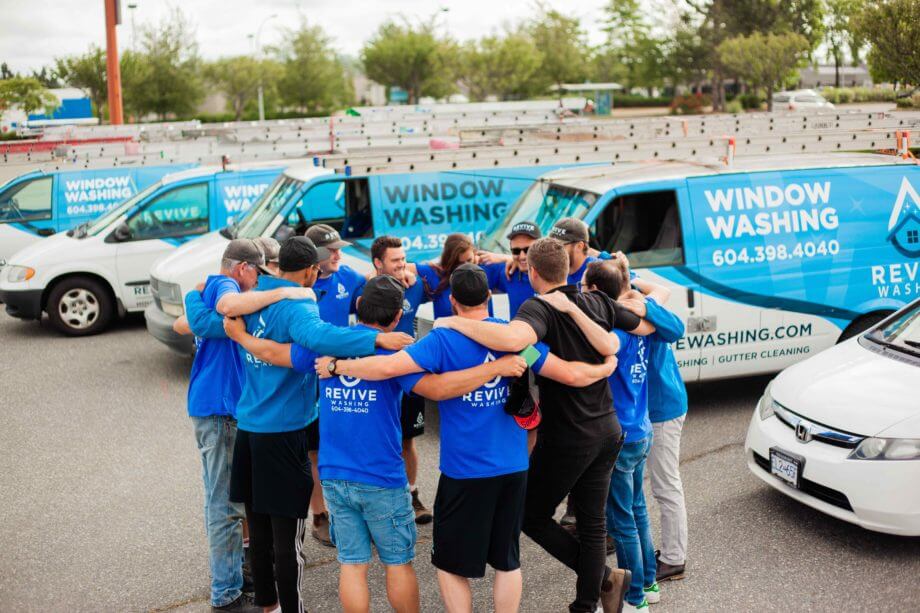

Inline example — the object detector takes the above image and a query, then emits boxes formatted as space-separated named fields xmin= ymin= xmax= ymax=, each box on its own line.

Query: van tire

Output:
xmin=837 ymin=310 xmax=895 ymax=343
xmin=46 ymin=276 xmax=115 ymax=336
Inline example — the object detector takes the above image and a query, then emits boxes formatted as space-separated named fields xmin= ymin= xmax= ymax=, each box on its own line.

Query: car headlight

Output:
xmin=849 ymin=437 xmax=920 ymax=461
xmin=758 ymin=382 xmax=777 ymax=420
xmin=6 ymin=265 xmax=35 ymax=283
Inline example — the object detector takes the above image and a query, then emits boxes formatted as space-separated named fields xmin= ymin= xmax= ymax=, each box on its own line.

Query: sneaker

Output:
xmin=655 ymin=550 xmax=686 ymax=582
xmin=212 ymin=593 xmax=261 ymax=612
xmin=411 ymin=488 xmax=433 ymax=524
xmin=311 ymin=512 xmax=334 ymax=547
xmin=241 ymin=546 xmax=253 ymax=593
xmin=623 ymin=599 xmax=649 ymax=612
xmin=599 ymin=567 xmax=631 ymax=613
xmin=643 ymin=582 xmax=660 ymax=604
xmin=606 ymin=535 xmax=615 ymax=556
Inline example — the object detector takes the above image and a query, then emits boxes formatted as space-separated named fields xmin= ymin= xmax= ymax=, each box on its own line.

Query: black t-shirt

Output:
xmin=514 ymin=284 xmax=641 ymax=446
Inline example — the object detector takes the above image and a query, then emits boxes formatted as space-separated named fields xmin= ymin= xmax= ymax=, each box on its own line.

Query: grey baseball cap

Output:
xmin=222 ymin=239 xmax=265 ymax=267
xmin=306 ymin=224 xmax=351 ymax=251
xmin=252 ymin=237 xmax=280 ymax=274
xmin=549 ymin=217 xmax=589 ymax=244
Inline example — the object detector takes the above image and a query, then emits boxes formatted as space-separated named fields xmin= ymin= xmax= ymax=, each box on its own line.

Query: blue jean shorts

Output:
xmin=321 ymin=480 xmax=417 ymax=566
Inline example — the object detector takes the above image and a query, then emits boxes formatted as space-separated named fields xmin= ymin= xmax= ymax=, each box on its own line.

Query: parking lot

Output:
xmin=1 ymin=312 xmax=917 ymax=613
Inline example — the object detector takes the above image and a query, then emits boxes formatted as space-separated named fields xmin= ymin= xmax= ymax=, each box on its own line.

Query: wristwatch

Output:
xmin=327 ymin=358 xmax=339 ymax=375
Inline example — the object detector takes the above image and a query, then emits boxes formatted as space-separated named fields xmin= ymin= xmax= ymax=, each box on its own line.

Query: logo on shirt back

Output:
xmin=339 ymin=375 xmax=362 ymax=388
xmin=462 ymin=352 xmax=509 ymax=406
xmin=402 ymin=298 xmax=412 ymax=314
xmin=325 ymin=374 xmax=376 ymax=412
xmin=483 ymin=352 xmax=501 ymax=389
xmin=245 ymin=315 xmax=268 ymax=367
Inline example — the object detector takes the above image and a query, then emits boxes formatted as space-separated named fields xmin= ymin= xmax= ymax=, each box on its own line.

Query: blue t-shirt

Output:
xmin=568 ymin=256 xmax=598 ymax=287
xmin=313 ymin=265 xmax=366 ymax=327
xmin=482 ymin=262 xmax=535 ymax=318
xmin=291 ymin=328 xmax=423 ymax=488
xmin=610 ymin=329 xmax=651 ymax=443
xmin=186 ymin=275 xmax=244 ymax=418
xmin=644 ymin=297 xmax=689 ymax=423
xmin=405 ymin=318 xmax=540 ymax=479
xmin=416 ymin=262 xmax=497 ymax=319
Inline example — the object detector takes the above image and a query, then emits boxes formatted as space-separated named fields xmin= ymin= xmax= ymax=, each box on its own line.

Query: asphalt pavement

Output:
xmin=0 ymin=312 xmax=918 ymax=613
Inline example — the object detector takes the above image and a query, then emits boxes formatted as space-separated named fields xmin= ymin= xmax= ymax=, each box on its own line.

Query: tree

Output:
xmin=718 ymin=32 xmax=810 ymax=110
xmin=55 ymin=46 xmax=107 ymax=117
xmin=361 ymin=19 xmax=457 ymax=104
xmin=528 ymin=7 xmax=588 ymax=90
xmin=855 ymin=0 xmax=920 ymax=89
xmin=276 ymin=21 xmax=353 ymax=113
xmin=458 ymin=29 xmax=544 ymax=101
xmin=0 ymin=77 xmax=59 ymax=116
xmin=824 ymin=0 xmax=866 ymax=87
xmin=205 ymin=56 xmax=280 ymax=120
xmin=598 ymin=0 xmax=667 ymax=95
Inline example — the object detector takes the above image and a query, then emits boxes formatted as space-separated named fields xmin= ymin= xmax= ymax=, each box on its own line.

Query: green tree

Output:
xmin=205 ymin=56 xmax=281 ymax=121
xmin=718 ymin=32 xmax=810 ymax=110
xmin=361 ymin=19 xmax=457 ymax=104
xmin=55 ymin=46 xmax=107 ymax=117
xmin=0 ymin=77 xmax=59 ymax=116
xmin=824 ymin=0 xmax=866 ymax=86
xmin=119 ymin=50 xmax=151 ymax=120
xmin=459 ymin=29 xmax=544 ymax=101
xmin=598 ymin=0 xmax=666 ymax=95
xmin=528 ymin=7 xmax=588 ymax=90
xmin=275 ymin=21 xmax=353 ymax=114
xmin=855 ymin=0 xmax=920 ymax=89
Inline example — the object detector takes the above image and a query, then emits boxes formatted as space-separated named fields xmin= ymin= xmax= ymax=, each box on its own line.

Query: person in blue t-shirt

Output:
xmin=478 ymin=221 xmax=541 ymax=318
xmin=326 ymin=264 xmax=618 ymax=613
xmin=549 ymin=217 xmax=598 ymax=287
xmin=171 ymin=238 xmax=315 ymax=613
xmin=223 ymin=274 xmax=530 ymax=613
xmin=221 ymin=236 xmax=413 ymax=613
xmin=303 ymin=223 xmax=368 ymax=546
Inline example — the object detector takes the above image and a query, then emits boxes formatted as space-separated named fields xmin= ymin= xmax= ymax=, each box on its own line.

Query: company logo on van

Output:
xmin=887 ymin=177 xmax=920 ymax=258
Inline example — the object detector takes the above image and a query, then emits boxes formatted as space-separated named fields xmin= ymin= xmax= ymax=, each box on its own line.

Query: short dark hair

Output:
xmin=371 ymin=235 xmax=402 ymax=265
xmin=356 ymin=296 xmax=402 ymax=327
xmin=584 ymin=260 xmax=626 ymax=299
xmin=527 ymin=238 xmax=568 ymax=284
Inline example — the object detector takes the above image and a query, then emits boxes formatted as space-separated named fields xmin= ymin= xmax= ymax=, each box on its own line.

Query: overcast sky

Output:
xmin=0 ymin=0 xmax=646 ymax=74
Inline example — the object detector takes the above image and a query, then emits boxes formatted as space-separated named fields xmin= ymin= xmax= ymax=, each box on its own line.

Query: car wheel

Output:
xmin=46 ymin=276 xmax=115 ymax=336
xmin=837 ymin=310 xmax=895 ymax=342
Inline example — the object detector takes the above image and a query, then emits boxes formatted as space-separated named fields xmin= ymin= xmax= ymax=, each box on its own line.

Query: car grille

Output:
xmin=773 ymin=405 xmax=864 ymax=449
xmin=752 ymin=452 xmax=853 ymax=511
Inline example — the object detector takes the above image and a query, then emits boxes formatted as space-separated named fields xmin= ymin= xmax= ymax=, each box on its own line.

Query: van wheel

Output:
xmin=837 ymin=310 xmax=895 ymax=343
xmin=46 ymin=277 xmax=115 ymax=336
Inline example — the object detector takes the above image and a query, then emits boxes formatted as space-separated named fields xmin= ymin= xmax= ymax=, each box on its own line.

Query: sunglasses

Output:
xmin=511 ymin=246 xmax=529 ymax=255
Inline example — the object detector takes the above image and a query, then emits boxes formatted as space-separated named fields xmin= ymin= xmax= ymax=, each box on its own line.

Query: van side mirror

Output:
xmin=111 ymin=223 xmax=132 ymax=242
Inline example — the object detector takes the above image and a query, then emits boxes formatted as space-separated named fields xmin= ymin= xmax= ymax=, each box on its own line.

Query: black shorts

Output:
xmin=431 ymin=470 xmax=527 ymax=578
xmin=306 ymin=418 xmax=320 ymax=452
xmin=400 ymin=393 xmax=425 ymax=440
xmin=229 ymin=428 xmax=312 ymax=519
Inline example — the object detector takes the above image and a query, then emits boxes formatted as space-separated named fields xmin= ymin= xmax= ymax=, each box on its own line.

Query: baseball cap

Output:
xmin=449 ymin=263 xmax=490 ymax=307
xmin=222 ymin=239 xmax=265 ymax=267
xmin=252 ymin=237 xmax=280 ymax=274
xmin=549 ymin=217 xmax=589 ymax=244
xmin=278 ymin=236 xmax=329 ymax=272
xmin=506 ymin=221 xmax=542 ymax=240
xmin=505 ymin=369 xmax=542 ymax=431
xmin=305 ymin=223 xmax=351 ymax=251
xmin=361 ymin=275 xmax=405 ymax=311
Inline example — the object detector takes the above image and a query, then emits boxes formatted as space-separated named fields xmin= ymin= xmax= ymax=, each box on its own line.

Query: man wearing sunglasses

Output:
xmin=478 ymin=221 xmax=541 ymax=318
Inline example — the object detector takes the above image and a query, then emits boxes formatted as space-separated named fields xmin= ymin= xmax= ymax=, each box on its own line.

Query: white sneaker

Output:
xmin=623 ymin=598 xmax=650 ymax=612
xmin=643 ymin=582 xmax=661 ymax=604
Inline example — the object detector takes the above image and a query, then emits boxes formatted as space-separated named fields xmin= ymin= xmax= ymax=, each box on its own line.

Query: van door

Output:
xmin=0 ymin=174 xmax=55 ymax=268
xmin=585 ymin=183 xmax=702 ymax=382
xmin=112 ymin=180 xmax=210 ymax=311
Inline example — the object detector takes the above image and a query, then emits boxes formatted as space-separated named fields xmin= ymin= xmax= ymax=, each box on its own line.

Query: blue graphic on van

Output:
xmin=887 ymin=177 xmax=920 ymax=258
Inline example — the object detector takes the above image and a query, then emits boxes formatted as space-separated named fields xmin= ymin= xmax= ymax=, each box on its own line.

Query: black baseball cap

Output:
xmin=222 ymin=239 xmax=265 ymax=267
xmin=450 ymin=263 xmax=490 ymax=307
xmin=506 ymin=221 xmax=541 ymax=240
xmin=549 ymin=217 xmax=589 ymax=243
xmin=361 ymin=275 xmax=405 ymax=311
xmin=278 ymin=236 xmax=329 ymax=272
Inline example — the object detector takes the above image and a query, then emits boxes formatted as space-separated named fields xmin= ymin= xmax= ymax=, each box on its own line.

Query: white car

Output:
xmin=772 ymin=89 xmax=836 ymax=111
xmin=745 ymin=298 xmax=920 ymax=536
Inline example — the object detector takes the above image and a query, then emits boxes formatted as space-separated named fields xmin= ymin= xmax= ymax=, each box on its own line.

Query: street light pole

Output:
xmin=255 ymin=14 xmax=278 ymax=122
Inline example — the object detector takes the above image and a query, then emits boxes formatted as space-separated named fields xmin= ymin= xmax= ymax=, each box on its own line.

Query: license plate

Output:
xmin=770 ymin=448 xmax=803 ymax=489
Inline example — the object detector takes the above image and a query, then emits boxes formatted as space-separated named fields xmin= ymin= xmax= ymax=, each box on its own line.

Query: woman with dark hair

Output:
xmin=410 ymin=233 xmax=499 ymax=319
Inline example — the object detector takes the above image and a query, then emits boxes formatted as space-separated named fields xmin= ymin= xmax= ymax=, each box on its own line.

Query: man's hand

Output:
xmin=493 ymin=354 xmax=527 ymax=378
xmin=279 ymin=286 xmax=316 ymax=301
xmin=195 ymin=281 xmax=206 ymax=292
xmin=504 ymin=258 xmax=523 ymax=278
xmin=477 ymin=250 xmax=512 ymax=266
xmin=403 ymin=270 xmax=418 ymax=288
xmin=223 ymin=316 xmax=246 ymax=340
xmin=601 ymin=354 xmax=618 ymax=377
xmin=618 ymin=291 xmax=647 ymax=318
xmin=539 ymin=291 xmax=576 ymax=314
xmin=376 ymin=332 xmax=414 ymax=350
xmin=315 ymin=356 xmax=334 ymax=379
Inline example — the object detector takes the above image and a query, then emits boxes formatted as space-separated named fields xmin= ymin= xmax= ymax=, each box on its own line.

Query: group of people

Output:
xmin=174 ymin=215 xmax=689 ymax=613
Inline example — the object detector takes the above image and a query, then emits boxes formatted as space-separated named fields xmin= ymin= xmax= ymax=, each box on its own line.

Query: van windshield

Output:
xmin=234 ymin=175 xmax=303 ymax=239
xmin=479 ymin=181 xmax=600 ymax=252
xmin=86 ymin=181 xmax=162 ymax=236
xmin=865 ymin=301 xmax=920 ymax=359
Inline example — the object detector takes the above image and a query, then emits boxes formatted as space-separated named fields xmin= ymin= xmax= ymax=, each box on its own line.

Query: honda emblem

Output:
xmin=795 ymin=422 xmax=812 ymax=443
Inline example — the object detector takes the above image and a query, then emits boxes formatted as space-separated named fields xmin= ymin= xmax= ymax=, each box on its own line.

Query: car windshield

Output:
xmin=234 ymin=174 xmax=303 ymax=239
xmin=86 ymin=181 xmax=162 ymax=236
xmin=865 ymin=301 xmax=920 ymax=357
xmin=479 ymin=181 xmax=600 ymax=253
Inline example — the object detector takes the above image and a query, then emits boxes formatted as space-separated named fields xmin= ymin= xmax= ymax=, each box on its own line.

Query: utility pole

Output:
xmin=255 ymin=14 xmax=278 ymax=122
xmin=104 ymin=0 xmax=124 ymax=124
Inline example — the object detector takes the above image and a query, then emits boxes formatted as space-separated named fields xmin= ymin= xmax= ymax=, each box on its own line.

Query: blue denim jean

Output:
xmin=192 ymin=415 xmax=246 ymax=607
xmin=607 ymin=436 xmax=657 ymax=606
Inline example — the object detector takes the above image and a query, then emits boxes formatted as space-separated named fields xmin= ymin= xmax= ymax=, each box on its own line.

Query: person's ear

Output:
xmin=355 ymin=296 xmax=362 ymax=310
xmin=391 ymin=309 xmax=402 ymax=329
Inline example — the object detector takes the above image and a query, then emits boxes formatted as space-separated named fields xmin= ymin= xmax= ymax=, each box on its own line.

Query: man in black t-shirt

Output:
xmin=435 ymin=238 xmax=655 ymax=613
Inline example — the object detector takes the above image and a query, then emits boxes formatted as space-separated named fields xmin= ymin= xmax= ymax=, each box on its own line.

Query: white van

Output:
xmin=0 ymin=163 xmax=281 ymax=335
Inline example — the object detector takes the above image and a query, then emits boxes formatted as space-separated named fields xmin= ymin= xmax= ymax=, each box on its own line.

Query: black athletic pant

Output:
xmin=245 ymin=503 xmax=306 ymax=613
xmin=523 ymin=433 xmax=623 ymax=613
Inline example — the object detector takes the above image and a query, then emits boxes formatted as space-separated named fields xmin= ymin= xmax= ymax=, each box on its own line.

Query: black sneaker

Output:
xmin=412 ymin=488 xmax=433 ymax=524
xmin=560 ymin=495 xmax=576 ymax=527
xmin=241 ymin=547 xmax=254 ymax=593
xmin=655 ymin=549 xmax=686 ymax=582
xmin=213 ymin=593 xmax=261 ymax=613
xmin=312 ymin=512 xmax=334 ymax=547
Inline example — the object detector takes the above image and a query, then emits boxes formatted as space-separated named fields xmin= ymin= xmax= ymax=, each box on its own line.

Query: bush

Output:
xmin=725 ymin=99 xmax=744 ymax=114
xmin=669 ymin=93 xmax=711 ymax=115
xmin=820 ymin=87 xmax=899 ymax=104
xmin=739 ymin=93 xmax=764 ymax=110
xmin=896 ymin=92 xmax=920 ymax=109
xmin=611 ymin=93 xmax=672 ymax=108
